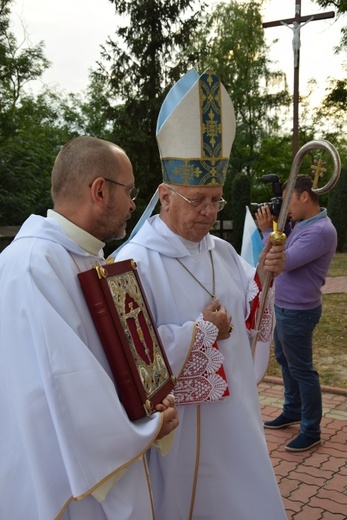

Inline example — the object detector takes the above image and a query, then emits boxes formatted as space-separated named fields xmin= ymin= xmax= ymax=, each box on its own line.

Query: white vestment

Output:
xmin=0 ymin=215 xmax=164 ymax=520
xmin=116 ymin=215 xmax=287 ymax=520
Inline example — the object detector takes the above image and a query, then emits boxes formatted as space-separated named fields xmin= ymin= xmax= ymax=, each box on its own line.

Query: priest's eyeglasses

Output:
xmin=167 ymin=185 xmax=227 ymax=212
xmin=104 ymin=178 xmax=139 ymax=201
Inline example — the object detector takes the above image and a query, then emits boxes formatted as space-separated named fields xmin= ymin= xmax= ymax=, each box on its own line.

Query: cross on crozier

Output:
xmin=311 ymin=159 xmax=327 ymax=188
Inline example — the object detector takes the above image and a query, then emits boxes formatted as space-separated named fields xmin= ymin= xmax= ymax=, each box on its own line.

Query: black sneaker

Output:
xmin=264 ymin=413 xmax=301 ymax=429
xmin=285 ymin=433 xmax=321 ymax=452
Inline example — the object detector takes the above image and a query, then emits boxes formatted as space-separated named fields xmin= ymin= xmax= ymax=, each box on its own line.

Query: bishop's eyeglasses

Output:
xmin=167 ymin=185 xmax=227 ymax=212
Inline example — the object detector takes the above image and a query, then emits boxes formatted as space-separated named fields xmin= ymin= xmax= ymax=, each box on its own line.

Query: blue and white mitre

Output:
xmin=111 ymin=69 xmax=235 ymax=256
xmin=157 ymin=69 xmax=236 ymax=187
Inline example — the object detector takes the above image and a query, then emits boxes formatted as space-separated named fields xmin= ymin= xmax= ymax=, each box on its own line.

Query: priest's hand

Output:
xmin=155 ymin=394 xmax=175 ymax=412
xmin=155 ymin=402 xmax=179 ymax=440
xmin=203 ymin=298 xmax=233 ymax=340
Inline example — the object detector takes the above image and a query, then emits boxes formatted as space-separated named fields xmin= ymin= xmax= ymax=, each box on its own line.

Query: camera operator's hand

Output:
xmin=255 ymin=205 xmax=275 ymax=232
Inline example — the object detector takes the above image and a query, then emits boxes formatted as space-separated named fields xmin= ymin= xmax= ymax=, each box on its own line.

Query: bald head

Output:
xmin=51 ymin=136 xmax=126 ymax=206
xmin=50 ymin=136 xmax=136 ymax=241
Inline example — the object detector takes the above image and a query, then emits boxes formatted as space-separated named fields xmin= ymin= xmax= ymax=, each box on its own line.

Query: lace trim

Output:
xmin=257 ymin=286 xmax=274 ymax=342
xmin=246 ymin=281 xmax=274 ymax=343
xmin=174 ymin=320 xmax=229 ymax=405
xmin=246 ymin=277 xmax=259 ymax=318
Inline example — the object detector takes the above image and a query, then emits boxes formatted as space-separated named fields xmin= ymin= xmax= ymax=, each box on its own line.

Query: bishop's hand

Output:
xmin=203 ymin=298 xmax=233 ymax=341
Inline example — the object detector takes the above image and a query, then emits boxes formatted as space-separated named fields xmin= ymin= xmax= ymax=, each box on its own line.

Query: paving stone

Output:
xmin=258 ymin=378 xmax=347 ymax=519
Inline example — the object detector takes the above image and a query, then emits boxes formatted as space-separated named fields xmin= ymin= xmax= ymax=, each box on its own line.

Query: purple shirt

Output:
xmin=263 ymin=209 xmax=337 ymax=310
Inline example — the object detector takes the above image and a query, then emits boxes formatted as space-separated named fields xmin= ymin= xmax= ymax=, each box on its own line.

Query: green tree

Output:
xmin=91 ymin=0 xmax=207 ymax=239
xmin=328 ymin=166 xmax=347 ymax=251
xmin=314 ymin=0 xmax=347 ymax=49
xmin=188 ymin=0 xmax=290 ymax=179
xmin=231 ymin=173 xmax=251 ymax=253
xmin=313 ymin=1 xmax=347 ymax=119
xmin=299 ymin=0 xmax=347 ymax=250
xmin=181 ymin=0 xmax=290 ymax=244
xmin=0 ymin=89 xmax=79 ymax=225
xmin=0 ymin=1 xmax=50 ymax=137
xmin=0 ymin=1 xmax=78 ymax=225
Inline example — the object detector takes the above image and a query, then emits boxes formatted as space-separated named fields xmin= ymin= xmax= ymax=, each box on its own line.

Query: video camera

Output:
xmin=251 ymin=174 xmax=283 ymax=217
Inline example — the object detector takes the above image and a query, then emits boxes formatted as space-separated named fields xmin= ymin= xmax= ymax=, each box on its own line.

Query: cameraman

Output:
xmin=256 ymin=174 xmax=337 ymax=452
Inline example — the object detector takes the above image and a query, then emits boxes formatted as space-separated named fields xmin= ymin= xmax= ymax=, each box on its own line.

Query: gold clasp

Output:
xmin=95 ymin=265 xmax=107 ymax=279
xmin=144 ymin=399 xmax=152 ymax=415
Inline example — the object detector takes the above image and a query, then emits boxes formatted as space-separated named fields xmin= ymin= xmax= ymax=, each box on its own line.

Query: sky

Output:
xmin=10 ymin=0 xmax=117 ymax=94
xmin=9 ymin=0 xmax=346 ymax=108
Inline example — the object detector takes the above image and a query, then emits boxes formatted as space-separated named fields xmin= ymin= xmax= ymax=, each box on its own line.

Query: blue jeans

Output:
xmin=274 ymin=305 xmax=322 ymax=439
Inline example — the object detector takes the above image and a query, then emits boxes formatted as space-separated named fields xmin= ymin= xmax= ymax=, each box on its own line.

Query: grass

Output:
xmin=266 ymin=252 xmax=347 ymax=389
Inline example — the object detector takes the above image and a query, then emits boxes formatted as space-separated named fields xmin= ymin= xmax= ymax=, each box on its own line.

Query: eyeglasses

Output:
xmin=167 ymin=185 xmax=227 ymax=212
xmin=104 ymin=178 xmax=139 ymax=201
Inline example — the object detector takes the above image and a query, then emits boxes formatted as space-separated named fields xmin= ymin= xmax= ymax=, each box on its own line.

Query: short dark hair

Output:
xmin=283 ymin=174 xmax=319 ymax=205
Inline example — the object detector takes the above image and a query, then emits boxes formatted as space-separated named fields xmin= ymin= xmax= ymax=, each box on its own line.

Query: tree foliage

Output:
xmin=1 ymin=0 xmax=346 ymax=252
xmin=314 ymin=0 xmax=347 ymax=50
xmin=328 ymin=166 xmax=347 ymax=251
xmin=0 ymin=0 xmax=78 ymax=225
xmin=0 ymin=1 xmax=50 ymax=126
xmin=187 ymin=0 xmax=291 ymax=179
xmin=313 ymin=0 xmax=347 ymax=119
xmin=231 ymin=173 xmax=251 ymax=253
xmin=92 ymin=0 xmax=206 ymax=230
xmin=0 ymin=88 xmax=81 ymax=225
xmin=179 ymin=0 xmax=291 ymax=242
xmin=314 ymin=0 xmax=347 ymax=11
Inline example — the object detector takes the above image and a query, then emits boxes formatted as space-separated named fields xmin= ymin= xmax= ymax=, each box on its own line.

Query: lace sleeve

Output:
xmin=246 ymin=273 xmax=274 ymax=343
xmin=174 ymin=317 xmax=230 ymax=406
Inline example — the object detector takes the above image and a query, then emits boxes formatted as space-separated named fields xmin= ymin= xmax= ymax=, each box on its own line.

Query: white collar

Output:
xmin=47 ymin=210 xmax=105 ymax=256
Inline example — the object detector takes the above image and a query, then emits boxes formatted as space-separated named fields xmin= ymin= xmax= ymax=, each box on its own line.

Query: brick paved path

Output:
xmin=259 ymin=379 xmax=347 ymax=519
xmin=322 ymin=276 xmax=347 ymax=294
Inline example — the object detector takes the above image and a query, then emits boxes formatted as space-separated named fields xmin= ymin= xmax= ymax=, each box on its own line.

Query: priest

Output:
xmin=0 ymin=136 xmax=178 ymax=520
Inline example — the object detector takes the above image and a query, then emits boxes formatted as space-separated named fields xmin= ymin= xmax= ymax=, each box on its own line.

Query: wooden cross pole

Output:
xmin=263 ymin=0 xmax=335 ymax=158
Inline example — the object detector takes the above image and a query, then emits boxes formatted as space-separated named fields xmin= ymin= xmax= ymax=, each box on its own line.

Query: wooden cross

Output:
xmin=263 ymin=1 xmax=335 ymax=158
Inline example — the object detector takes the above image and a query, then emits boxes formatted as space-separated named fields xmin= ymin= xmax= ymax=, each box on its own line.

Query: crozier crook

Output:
xmin=251 ymin=140 xmax=341 ymax=361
